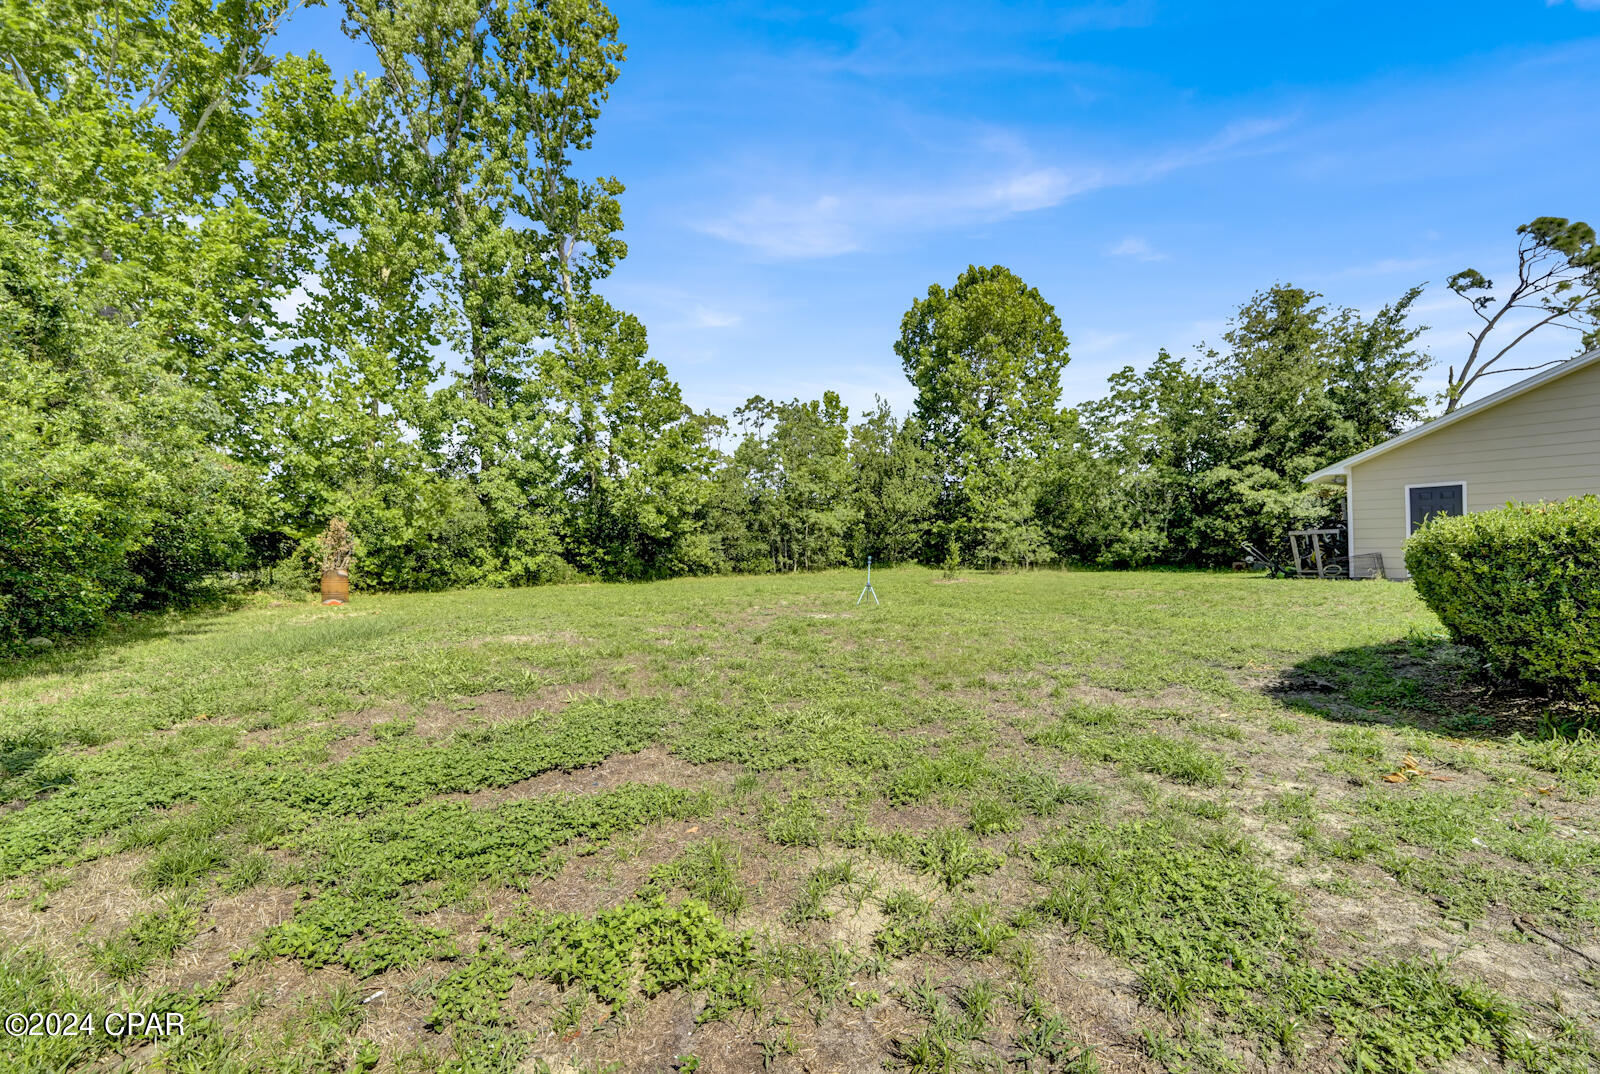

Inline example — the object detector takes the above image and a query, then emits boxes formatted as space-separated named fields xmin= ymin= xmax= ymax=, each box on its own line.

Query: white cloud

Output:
xmin=1108 ymin=236 xmax=1168 ymax=262
xmin=698 ymin=115 xmax=1288 ymax=259
xmin=269 ymin=279 xmax=323 ymax=323
xmin=1548 ymin=0 xmax=1600 ymax=10
xmin=984 ymin=168 xmax=1098 ymax=212
xmin=1325 ymin=256 xmax=1433 ymax=279
xmin=1075 ymin=330 xmax=1134 ymax=354
xmin=691 ymin=305 xmax=741 ymax=329
xmin=700 ymin=194 xmax=859 ymax=258
xmin=697 ymin=172 xmax=1099 ymax=259
xmin=1142 ymin=115 xmax=1295 ymax=179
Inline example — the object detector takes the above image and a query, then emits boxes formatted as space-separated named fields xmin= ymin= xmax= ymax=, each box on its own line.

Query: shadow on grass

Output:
xmin=0 ymin=593 xmax=258 ymax=688
xmin=1264 ymin=634 xmax=1597 ymax=741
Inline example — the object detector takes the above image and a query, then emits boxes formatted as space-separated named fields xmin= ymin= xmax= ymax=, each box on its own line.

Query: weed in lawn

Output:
xmin=1331 ymin=725 xmax=1388 ymax=764
xmin=957 ymin=977 xmax=999 ymax=1038
xmin=373 ymin=717 xmax=416 ymax=740
xmin=857 ymin=826 xmax=1005 ymax=891
xmin=1000 ymin=764 xmax=1099 ymax=816
xmin=762 ymin=792 xmax=825 ymax=848
xmin=886 ymin=751 xmax=985 ymax=806
xmin=430 ymin=944 xmax=517 ymax=1029
xmin=1516 ymin=727 xmax=1600 ymax=796
xmin=936 ymin=899 xmax=1016 ymax=959
xmin=968 ymin=794 xmax=1022 ymax=836
xmin=1013 ymin=988 xmax=1099 ymax=1072
xmin=648 ymin=837 xmax=748 ymax=917
xmin=552 ymin=990 xmax=592 ymax=1039
xmin=89 ymin=898 xmax=199 ymax=981
xmin=219 ymin=851 xmax=271 ymax=893
xmin=894 ymin=1026 xmax=961 ymax=1074
xmin=495 ymin=893 xmax=759 ymax=1022
xmin=142 ymin=839 xmax=229 ymax=890
xmin=876 ymin=888 xmax=937 ymax=959
xmin=757 ymin=1027 xmax=799 ymax=1070
xmin=785 ymin=858 xmax=866 ymax=925
xmin=1264 ymin=787 xmax=1319 ymax=821
xmin=1027 ymin=708 xmax=1226 ymax=786
xmin=765 ymin=939 xmax=870 ymax=1022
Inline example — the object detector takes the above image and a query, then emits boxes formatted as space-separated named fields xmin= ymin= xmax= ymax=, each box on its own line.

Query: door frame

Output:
xmin=1404 ymin=480 xmax=1468 ymax=540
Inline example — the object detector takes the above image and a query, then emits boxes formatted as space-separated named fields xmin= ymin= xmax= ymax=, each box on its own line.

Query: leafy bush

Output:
xmin=0 ymin=232 xmax=253 ymax=650
xmin=1406 ymin=497 xmax=1600 ymax=705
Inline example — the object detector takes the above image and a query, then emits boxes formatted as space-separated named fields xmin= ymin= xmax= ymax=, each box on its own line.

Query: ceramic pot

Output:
xmin=320 ymin=568 xmax=350 ymax=605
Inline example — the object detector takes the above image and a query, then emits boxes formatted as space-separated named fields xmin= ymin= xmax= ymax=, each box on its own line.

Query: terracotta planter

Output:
xmin=320 ymin=569 xmax=350 ymax=605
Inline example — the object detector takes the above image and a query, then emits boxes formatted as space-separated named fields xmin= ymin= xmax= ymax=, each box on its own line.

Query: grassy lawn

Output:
xmin=3 ymin=568 xmax=1599 ymax=1073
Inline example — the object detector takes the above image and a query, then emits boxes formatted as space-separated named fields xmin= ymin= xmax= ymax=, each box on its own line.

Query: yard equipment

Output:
xmin=1277 ymin=527 xmax=1386 ymax=579
xmin=856 ymin=556 xmax=880 ymax=607
xmin=1242 ymin=543 xmax=1287 ymax=578
xmin=1287 ymin=527 xmax=1347 ymax=578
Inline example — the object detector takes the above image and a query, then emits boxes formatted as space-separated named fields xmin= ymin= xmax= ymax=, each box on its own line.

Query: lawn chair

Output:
xmin=1242 ymin=543 xmax=1287 ymax=578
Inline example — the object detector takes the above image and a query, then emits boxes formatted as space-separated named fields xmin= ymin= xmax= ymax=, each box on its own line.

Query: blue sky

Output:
xmin=281 ymin=0 xmax=1600 ymax=419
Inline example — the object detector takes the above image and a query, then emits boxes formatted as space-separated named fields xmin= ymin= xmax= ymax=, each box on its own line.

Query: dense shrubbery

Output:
xmin=0 ymin=237 xmax=254 ymax=648
xmin=1406 ymin=496 xmax=1600 ymax=705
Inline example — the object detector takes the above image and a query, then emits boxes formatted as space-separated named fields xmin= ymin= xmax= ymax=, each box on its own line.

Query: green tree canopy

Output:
xmin=894 ymin=265 xmax=1069 ymax=566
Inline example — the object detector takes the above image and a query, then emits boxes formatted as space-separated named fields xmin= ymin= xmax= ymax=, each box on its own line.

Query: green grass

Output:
xmin=2 ymin=567 xmax=1597 ymax=1072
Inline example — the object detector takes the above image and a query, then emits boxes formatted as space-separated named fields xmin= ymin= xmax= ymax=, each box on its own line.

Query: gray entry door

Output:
xmin=1409 ymin=483 xmax=1464 ymax=533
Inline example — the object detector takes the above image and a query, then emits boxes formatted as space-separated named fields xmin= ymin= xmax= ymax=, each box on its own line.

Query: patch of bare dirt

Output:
xmin=150 ymin=885 xmax=300 ymax=993
xmin=1298 ymin=871 xmax=1600 ymax=1020
xmin=1031 ymin=929 xmax=1164 ymax=1073
xmin=1051 ymin=684 xmax=1212 ymax=713
xmin=415 ymin=679 xmax=626 ymax=731
xmin=1240 ymin=794 xmax=1600 ymax=1032
xmin=460 ymin=631 xmax=587 ymax=649
xmin=232 ymin=673 xmax=652 ymax=759
xmin=0 ymin=853 xmax=156 ymax=963
xmin=0 ymin=850 xmax=306 ymax=1003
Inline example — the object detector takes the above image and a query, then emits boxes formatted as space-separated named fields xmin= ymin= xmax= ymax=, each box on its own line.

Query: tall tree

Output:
xmin=847 ymin=401 xmax=936 ymax=565
xmin=343 ymin=0 xmax=642 ymax=580
xmin=1074 ymin=350 xmax=1226 ymax=565
xmin=1 ymin=0 xmax=316 ymax=428
xmin=343 ymin=0 xmax=626 ymax=410
xmin=1444 ymin=216 xmax=1600 ymax=410
xmin=895 ymin=265 xmax=1069 ymax=566
xmin=0 ymin=0 xmax=318 ymax=643
xmin=1066 ymin=285 xmax=1433 ymax=566
xmin=554 ymin=297 xmax=717 ymax=579
xmin=1325 ymin=285 xmax=1432 ymax=448
xmin=713 ymin=394 xmax=856 ymax=573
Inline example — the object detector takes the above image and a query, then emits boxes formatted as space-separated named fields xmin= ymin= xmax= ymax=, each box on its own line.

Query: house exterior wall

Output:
xmin=1348 ymin=356 xmax=1600 ymax=580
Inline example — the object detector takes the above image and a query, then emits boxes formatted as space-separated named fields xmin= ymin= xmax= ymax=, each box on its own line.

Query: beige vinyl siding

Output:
xmin=1349 ymin=356 xmax=1600 ymax=579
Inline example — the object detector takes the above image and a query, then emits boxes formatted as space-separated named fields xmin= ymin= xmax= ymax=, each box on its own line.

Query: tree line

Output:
xmin=3 ymin=0 xmax=1595 ymax=651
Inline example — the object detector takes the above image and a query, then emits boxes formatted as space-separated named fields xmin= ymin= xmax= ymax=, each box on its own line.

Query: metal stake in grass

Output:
xmin=856 ymin=556 xmax=881 ymax=607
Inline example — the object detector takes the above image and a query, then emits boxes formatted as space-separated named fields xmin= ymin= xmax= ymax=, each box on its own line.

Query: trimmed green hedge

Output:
xmin=1405 ymin=496 xmax=1600 ymax=706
